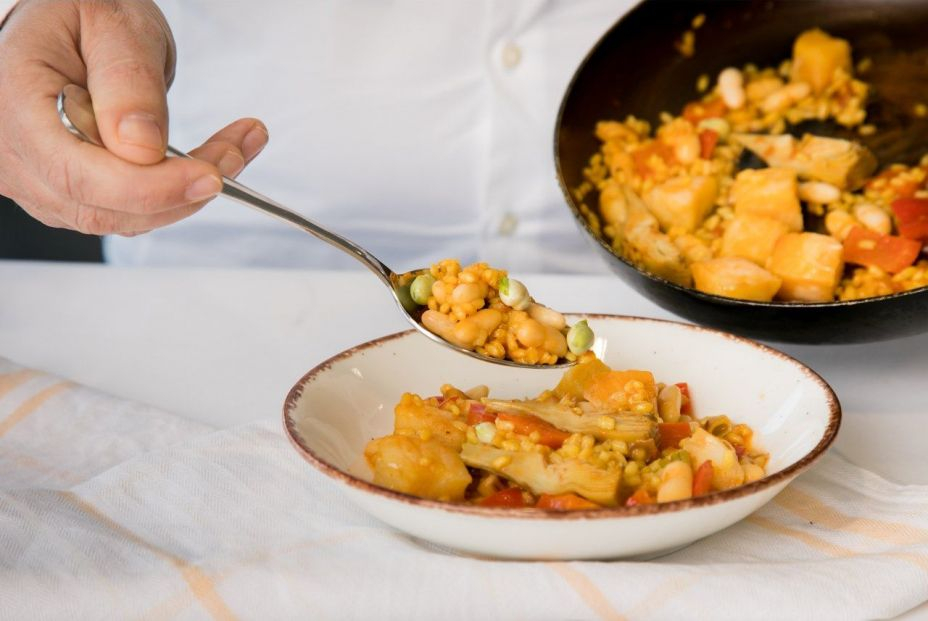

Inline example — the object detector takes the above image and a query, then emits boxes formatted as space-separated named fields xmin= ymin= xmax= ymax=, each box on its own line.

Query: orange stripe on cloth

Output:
xmin=548 ymin=562 xmax=627 ymax=621
xmin=747 ymin=515 xmax=857 ymax=557
xmin=775 ymin=487 xmax=928 ymax=546
xmin=0 ymin=381 xmax=70 ymax=438
xmin=139 ymin=526 xmax=398 ymax=621
xmin=60 ymin=492 xmax=238 ymax=621
xmin=623 ymin=574 xmax=699 ymax=619
xmin=0 ymin=370 xmax=37 ymax=401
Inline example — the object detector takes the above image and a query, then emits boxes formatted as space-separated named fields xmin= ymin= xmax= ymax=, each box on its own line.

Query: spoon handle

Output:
xmin=165 ymin=146 xmax=395 ymax=286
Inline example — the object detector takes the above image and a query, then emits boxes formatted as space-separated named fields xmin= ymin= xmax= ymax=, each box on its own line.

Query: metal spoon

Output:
xmin=58 ymin=84 xmax=573 ymax=368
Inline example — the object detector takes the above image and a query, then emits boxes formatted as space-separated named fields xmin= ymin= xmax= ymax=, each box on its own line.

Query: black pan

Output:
xmin=555 ymin=0 xmax=928 ymax=344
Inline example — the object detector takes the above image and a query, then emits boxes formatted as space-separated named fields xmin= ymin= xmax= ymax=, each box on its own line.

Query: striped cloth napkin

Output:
xmin=1 ymin=358 xmax=926 ymax=621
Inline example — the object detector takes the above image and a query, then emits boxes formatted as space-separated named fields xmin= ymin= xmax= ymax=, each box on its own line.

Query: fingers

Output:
xmin=36 ymin=115 xmax=271 ymax=214
xmin=18 ymin=177 xmax=205 ymax=236
xmin=43 ymin=131 xmax=224 ymax=215
xmin=191 ymin=141 xmax=246 ymax=179
xmin=79 ymin=1 xmax=175 ymax=165
xmin=28 ymin=115 xmax=270 ymax=234
xmin=0 ymin=0 xmax=253 ymax=236
xmin=188 ymin=118 xmax=269 ymax=176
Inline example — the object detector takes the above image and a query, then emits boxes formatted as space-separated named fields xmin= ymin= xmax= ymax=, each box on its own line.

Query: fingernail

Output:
xmin=218 ymin=150 xmax=245 ymax=177
xmin=117 ymin=113 xmax=164 ymax=151
xmin=242 ymin=124 xmax=269 ymax=161
xmin=185 ymin=174 xmax=222 ymax=202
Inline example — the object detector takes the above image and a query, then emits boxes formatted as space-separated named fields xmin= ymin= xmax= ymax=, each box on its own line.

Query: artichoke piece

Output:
xmin=731 ymin=133 xmax=877 ymax=190
xmin=460 ymin=443 xmax=621 ymax=506
xmin=644 ymin=175 xmax=719 ymax=233
xmin=612 ymin=184 xmax=692 ymax=286
xmin=484 ymin=399 xmax=655 ymax=444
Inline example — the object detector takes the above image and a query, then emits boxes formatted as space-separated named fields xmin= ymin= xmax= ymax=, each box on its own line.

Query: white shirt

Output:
xmin=10 ymin=0 xmax=638 ymax=273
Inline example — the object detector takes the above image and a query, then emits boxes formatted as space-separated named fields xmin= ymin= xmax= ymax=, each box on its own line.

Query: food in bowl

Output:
xmin=285 ymin=314 xmax=840 ymax=559
xmin=576 ymin=28 xmax=928 ymax=303
xmin=399 ymin=258 xmax=594 ymax=365
xmin=363 ymin=357 xmax=768 ymax=509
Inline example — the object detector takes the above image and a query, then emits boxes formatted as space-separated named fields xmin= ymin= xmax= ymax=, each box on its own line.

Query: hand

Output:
xmin=0 ymin=0 xmax=268 ymax=235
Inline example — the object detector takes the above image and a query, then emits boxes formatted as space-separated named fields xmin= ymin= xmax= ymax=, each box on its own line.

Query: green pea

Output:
xmin=567 ymin=319 xmax=595 ymax=355
xmin=497 ymin=276 xmax=510 ymax=296
xmin=409 ymin=273 xmax=436 ymax=305
xmin=396 ymin=283 xmax=418 ymax=313
xmin=497 ymin=276 xmax=531 ymax=310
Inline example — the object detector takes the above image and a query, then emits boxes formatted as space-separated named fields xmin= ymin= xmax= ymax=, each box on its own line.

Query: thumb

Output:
xmin=80 ymin=2 xmax=176 ymax=165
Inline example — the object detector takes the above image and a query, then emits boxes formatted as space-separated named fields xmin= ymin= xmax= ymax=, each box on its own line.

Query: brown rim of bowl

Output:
xmin=283 ymin=314 xmax=841 ymax=520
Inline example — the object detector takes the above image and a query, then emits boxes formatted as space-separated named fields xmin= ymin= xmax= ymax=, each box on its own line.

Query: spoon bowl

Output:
xmin=58 ymin=84 xmax=573 ymax=368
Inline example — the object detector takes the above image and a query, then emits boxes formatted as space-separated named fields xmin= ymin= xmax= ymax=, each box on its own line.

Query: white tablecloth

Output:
xmin=0 ymin=261 xmax=926 ymax=620
xmin=0 ymin=262 xmax=925 ymax=485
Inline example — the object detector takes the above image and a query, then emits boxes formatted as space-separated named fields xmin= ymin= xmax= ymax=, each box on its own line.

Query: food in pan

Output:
xmin=363 ymin=358 xmax=768 ymax=509
xmin=577 ymin=28 xmax=928 ymax=302
xmin=400 ymin=258 xmax=594 ymax=365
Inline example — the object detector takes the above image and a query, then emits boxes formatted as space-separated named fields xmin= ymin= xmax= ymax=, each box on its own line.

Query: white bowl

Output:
xmin=284 ymin=315 xmax=840 ymax=560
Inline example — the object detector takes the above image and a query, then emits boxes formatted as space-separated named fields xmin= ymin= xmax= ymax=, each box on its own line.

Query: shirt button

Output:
xmin=501 ymin=42 xmax=522 ymax=69
xmin=498 ymin=212 xmax=519 ymax=236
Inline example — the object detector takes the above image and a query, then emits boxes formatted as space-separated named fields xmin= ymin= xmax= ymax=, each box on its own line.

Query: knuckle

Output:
xmin=99 ymin=56 xmax=164 ymax=86
xmin=44 ymin=157 xmax=90 ymax=205
xmin=72 ymin=203 xmax=114 ymax=235
xmin=83 ymin=0 xmax=171 ymax=78
xmin=82 ymin=0 xmax=131 ymax=25
xmin=194 ymin=140 xmax=237 ymax=164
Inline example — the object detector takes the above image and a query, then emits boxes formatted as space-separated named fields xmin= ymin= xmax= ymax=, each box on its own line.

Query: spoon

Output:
xmin=58 ymin=84 xmax=573 ymax=368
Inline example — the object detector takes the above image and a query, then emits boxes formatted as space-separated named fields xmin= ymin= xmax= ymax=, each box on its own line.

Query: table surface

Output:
xmin=0 ymin=260 xmax=925 ymax=488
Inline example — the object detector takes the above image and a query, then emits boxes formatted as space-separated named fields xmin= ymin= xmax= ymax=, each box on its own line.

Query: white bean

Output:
xmin=542 ymin=326 xmax=568 ymax=358
xmin=499 ymin=278 xmax=531 ymax=310
xmin=422 ymin=310 xmax=457 ymax=343
xmin=451 ymin=282 xmax=485 ymax=304
xmin=472 ymin=308 xmax=503 ymax=332
xmin=515 ymin=319 xmax=546 ymax=348
xmin=853 ymin=203 xmax=892 ymax=235
xmin=761 ymin=80 xmax=811 ymax=113
xmin=824 ymin=210 xmax=856 ymax=241
xmin=528 ymin=303 xmax=566 ymax=330
xmin=465 ymin=385 xmax=489 ymax=400
xmin=680 ymin=428 xmax=745 ymax=490
xmin=658 ymin=384 xmax=683 ymax=422
xmin=657 ymin=461 xmax=693 ymax=503
xmin=717 ymin=67 xmax=745 ymax=109
xmin=798 ymin=181 xmax=841 ymax=204
xmin=745 ymin=76 xmax=783 ymax=102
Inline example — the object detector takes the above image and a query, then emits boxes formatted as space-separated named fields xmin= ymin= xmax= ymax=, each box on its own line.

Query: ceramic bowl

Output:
xmin=284 ymin=315 xmax=840 ymax=560
xmin=554 ymin=0 xmax=928 ymax=344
